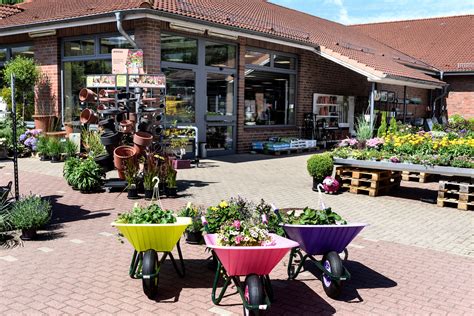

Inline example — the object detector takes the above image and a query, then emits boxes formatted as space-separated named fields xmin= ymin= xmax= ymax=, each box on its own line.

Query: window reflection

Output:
xmin=100 ymin=36 xmax=134 ymax=54
xmin=64 ymin=39 xmax=95 ymax=57
xmin=163 ymin=68 xmax=196 ymax=123
xmin=161 ymin=33 xmax=198 ymax=64
xmin=207 ymin=73 xmax=234 ymax=116
xmin=206 ymin=126 xmax=233 ymax=151
xmin=205 ymin=41 xmax=236 ymax=68
xmin=245 ymin=50 xmax=270 ymax=67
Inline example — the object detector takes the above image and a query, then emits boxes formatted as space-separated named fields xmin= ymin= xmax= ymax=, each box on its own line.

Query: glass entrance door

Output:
xmin=205 ymin=72 xmax=236 ymax=155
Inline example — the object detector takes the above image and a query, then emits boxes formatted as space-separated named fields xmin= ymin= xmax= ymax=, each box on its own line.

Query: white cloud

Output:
xmin=326 ymin=0 xmax=350 ymax=24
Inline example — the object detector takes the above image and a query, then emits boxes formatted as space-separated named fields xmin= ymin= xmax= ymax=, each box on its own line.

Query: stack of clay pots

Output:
xmin=133 ymin=131 xmax=153 ymax=157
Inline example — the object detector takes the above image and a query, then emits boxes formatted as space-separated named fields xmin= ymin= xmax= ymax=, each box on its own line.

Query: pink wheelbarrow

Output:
xmin=204 ymin=231 xmax=298 ymax=315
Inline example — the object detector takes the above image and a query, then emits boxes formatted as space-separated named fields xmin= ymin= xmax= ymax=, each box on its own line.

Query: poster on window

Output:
xmin=86 ymin=75 xmax=116 ymax=87
xmin=112 ymin=49 xmax=144 ymax=74
xmin=116 ymin=74 xmax=166 ymax=88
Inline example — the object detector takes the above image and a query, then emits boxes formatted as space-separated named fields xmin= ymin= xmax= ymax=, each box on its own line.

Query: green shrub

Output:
xmin=69 ymin=158 xmax=104 ymax=192
xmin=46 ymin=137 xmax=63 ymax=157
xmin=355 ymin=115 xmax=372 ymax=141
xmin=388 ymin=116 xmax=398 ymax=134
xmin=307 ymin=153 xmax=334 ymax=180
xmin=36 ymin=135 xmax=49 ymax=156
xmin=63 ymin=139 xmax=77 ymax=157
xmin=9 ymin=195 xmax=51 ymax=230
xmin=377 ymin=112 xmax=388 ymax=137
xmin=63 ymin=157 xmax=81 ymax=185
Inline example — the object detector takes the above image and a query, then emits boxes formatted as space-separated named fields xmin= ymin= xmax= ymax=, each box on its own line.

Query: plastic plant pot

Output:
xmin=100 ymin=131 xmax=120 ymax=146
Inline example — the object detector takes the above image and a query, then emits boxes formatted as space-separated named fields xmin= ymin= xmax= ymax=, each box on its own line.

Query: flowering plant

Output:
xmin=216 ymin=220 xmax=273 ymax=247
xmin=19 ymin=129 xmax=41 ymax=152
xmin=338 ymin=138 xmax=358 ymax=148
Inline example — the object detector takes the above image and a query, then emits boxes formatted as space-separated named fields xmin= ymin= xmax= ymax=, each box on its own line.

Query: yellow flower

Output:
xmin=219 ymin=201 xmax=228 ymax=208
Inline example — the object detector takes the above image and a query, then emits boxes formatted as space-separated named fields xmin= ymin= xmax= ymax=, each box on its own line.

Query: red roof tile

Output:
xmin=0 ymin=0 xmax=444 ymax=85
xmin=0 ymin=4 xmax=23 ymax=19
xmin=351 ymin=15 xmax=474 ymax=72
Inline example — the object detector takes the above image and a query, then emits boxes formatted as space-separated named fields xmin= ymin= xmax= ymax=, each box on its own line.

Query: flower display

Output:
xmin=338 ymin=138 xmax=358 ymax=148
xmin=216 ymin=220 xmax=274 ymax=247
xmin=366 ymin=137 xmax=384 ymax=149
xmin=19 ymin=129 xmax=42 ymax=152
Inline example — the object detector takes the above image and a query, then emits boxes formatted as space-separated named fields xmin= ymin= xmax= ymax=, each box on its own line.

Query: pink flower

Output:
xmin=233 ymin=220 xmax=241 ymax=230
xmin=261 ymin=214 xmax=268 ymax=224
xmin=235 ymin=235 xmax=242 ymax=245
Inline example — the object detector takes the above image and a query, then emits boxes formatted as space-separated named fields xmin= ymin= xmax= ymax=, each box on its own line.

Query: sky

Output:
xmin=270 ymin=0 xmax=474 ymax=25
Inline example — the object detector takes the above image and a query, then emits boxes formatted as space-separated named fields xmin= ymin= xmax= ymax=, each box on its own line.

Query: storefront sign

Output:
xmin=112 ymin=49 xmax=144 ymax=74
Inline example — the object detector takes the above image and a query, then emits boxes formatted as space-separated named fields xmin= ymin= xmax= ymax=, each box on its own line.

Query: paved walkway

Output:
xmin=0 ymin=155 xmax=473 ymax=315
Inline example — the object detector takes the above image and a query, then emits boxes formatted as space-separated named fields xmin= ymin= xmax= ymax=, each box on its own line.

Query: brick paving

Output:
xmin=0 ymin=155 xmax=473 ymax=315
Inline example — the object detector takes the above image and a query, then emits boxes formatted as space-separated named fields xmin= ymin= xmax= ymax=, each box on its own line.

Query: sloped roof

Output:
xmin=0 ymin=0 xmax=444 ymax=86
xmin=0 ymin=4 xmax=23 ymax=19
xmin=351 ymin=15 xmax=474 ymax=72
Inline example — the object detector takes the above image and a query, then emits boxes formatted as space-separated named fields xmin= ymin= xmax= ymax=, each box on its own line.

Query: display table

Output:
xmin=333 ymin=159 xmax=474 ymax=178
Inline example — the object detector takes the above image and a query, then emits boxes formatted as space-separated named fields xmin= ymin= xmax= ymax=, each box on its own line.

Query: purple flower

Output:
xmin=31 ymin=129 xmax=41 ymax=136
xmin=390 ymin=156 xmax=400 ymax=163
xmin=19 ymin=134 xmax=27 ymax=142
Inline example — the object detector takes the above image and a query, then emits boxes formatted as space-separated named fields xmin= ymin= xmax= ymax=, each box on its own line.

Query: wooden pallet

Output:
xmin=437 ymin=198 xmax=474 ymax=211
xmin=349 ymin=181 xmax=400 ymax=197
xmin=336 ymin=167 xmax=397 ymax=181
xmin=402 ymin=171 xmax=433 ymax=183
xmin=336 ymin=166 xmax=401 ymax=197
xmin=439 ymin=181 xmax=474 ymax=194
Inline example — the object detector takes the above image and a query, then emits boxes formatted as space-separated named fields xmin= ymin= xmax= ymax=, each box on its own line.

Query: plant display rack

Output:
xmin=335 ymin=166 xmax=401 ymax=197
xmin=401 ymin=171 xmax=435 ymax=183
xmin=437 ymin=181 xmax=474 ymax=211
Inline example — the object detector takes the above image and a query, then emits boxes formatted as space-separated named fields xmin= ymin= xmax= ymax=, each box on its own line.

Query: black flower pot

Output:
xmin=186 ymin=231 xmax=203 ymax=244
xmin=312 ymin=177 xmax=324 ymax=191
xmin=100 ymin=131 xmax=120 ymax=147
xmin=20 ymin=228 xmax=37 ymax=241
xmin=158 ymin=182 xmax=166 ymax=195
xmin=40 ymin=154 xmax=50 ymax=161
xmin=51 ymin=155 xmax=61 ymax=163
xmin=98 ymin=118 xmax=116 ymax=133
xmin=94 ymin=154 xmax=113 ymax=172
xmin=165 ymin=187 xmax=177 ymax=197
xmin=144 ymin=189 xmax=153 ymax=200
xmin=128 ymin=188 xmax=139 ymax=199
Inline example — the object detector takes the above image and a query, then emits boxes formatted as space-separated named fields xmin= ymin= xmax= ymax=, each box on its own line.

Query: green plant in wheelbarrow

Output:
xmin=307 ymin=153 xmax=334 ymax=191
xmin=9 ymin=194 xmax=52 ymax=240
xmin=178 ymin=202 xmax=204 ymax=244
xmin=285 ymin=207 xmax=347 ymax=225
xmin=113 ymin=204 xmax=191 ymax=300
xmin=69 ymin=158 xmax=104 ymax=193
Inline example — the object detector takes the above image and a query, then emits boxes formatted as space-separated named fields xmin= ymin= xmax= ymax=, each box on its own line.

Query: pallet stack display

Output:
xmin=437 ymin=181 xmax=474 ymax=211
xmin=251 ymin=137 xmax=317 ymax=156
xmin=335 ymin=166 xmax=401 ymax=197
xmin=401 ymin=171 xmax=435 ymax=183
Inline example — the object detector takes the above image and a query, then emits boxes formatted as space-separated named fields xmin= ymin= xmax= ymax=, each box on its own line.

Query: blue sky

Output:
xmin=270 ymin=0 xmax=474 ymax=24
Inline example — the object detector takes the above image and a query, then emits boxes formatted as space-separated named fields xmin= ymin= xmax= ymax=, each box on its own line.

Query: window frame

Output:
xmin=244 ymin=47 xmax=298 ymax=127
xmin=0 ymin=43 xmax=34 ymax=67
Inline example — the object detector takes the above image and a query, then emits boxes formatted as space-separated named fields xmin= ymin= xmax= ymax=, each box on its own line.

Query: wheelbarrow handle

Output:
xmin=271 ymin=204 xmax=284 ymax=224
xmin=201 ymin=216 xmax=210 ymax=233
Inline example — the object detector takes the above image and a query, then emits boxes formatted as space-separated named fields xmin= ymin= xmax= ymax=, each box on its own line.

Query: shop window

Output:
xmin=206 ymin=126 xmax=233 ymax=151
xmin=163 ymin=68 xmax=196 ymax=123
xmin=161 ymin=33 xmax=198 ymax=64
xmin=244 ymin=71 xmax=295 ymax=126
xmin=205 ymin=41 xmax=236 ymax=68
xmin=274 ymin=54 xmax=295 ymax=70
xmin=100 ymin=36 xmax=134 ymax=54
xmin=206 ymin=73 xmax=234 ymax=116
xmin=63 ymin=60 xmax=112 ymax=121
xmin=64 ymin=39 xmax=95 ymax=57
xmin=11 ymin=46 xmax=34 ymax=59
xmin=245 ymin=50 xmax=270 ymax=67
xmin=0 ymin=49 xmax=6 ymax=63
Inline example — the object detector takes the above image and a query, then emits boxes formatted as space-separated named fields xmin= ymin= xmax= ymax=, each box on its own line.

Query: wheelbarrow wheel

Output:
xmin=243 ymin=274 xmax=265 ymax=316
xmin=142 ymin=249 xmax=159 ymax=299
xmin=321 ymin=251 xmax=343 ymax=298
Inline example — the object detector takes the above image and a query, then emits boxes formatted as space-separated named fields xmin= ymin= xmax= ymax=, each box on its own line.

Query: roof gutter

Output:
xmin=115 ymin=11 xmax=138 ymax=49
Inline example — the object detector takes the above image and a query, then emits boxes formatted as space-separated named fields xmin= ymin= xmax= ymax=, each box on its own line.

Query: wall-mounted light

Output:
xmin=207 ymin=31 xmax=238 ymax=41
xmin=170 ymin=23 xmax=205 ymax=34
xmin=28 ymin=30 xmax=57 ymax=38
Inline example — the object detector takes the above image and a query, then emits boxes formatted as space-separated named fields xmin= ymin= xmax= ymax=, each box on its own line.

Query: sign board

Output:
xmin=112 ymin=49 xmax=144 ymax=74
xmin=86 ymin=75 xmax=116 ymax=88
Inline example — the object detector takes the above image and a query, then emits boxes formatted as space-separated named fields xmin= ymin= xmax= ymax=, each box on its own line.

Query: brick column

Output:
xmin=134 ymin=19 xmax=161 ymax=74
xmin=33 ymin=36 xmax=60 ymax=118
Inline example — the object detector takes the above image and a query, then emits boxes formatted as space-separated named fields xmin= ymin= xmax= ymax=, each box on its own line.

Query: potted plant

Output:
xmin=63 ymin=157 xmax=81 ymax=186
xmin=36 ymin=135 xmax=49 ymax=161
xmin=178 ymin=203 xmax=203 ymax=244
xmin=69 ymin=158 xmax=104 ymax=193
xmin=9 ymin=194 xmax=52 ymax=240
xmin=169 ymin=137 xmax=191 ymax=169
xmin=63 ymin=139 xmax=77 ymax=159
xmin=47 ymin=137 xmax=63 ymax=162
xmin=114 ymin=145 xmax=136 ymax=180
xmin=165 ymin=163 xmax=178 ymax=197
xmin=143 ymin=153 xmax=159 ymax=200
xmin=124 ymin=159 xmax=139 ymax=199
xmin=307 ymin=153 xmax=334 ymax=191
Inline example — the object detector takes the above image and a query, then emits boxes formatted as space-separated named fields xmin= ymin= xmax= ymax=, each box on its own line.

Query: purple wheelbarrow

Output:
xmin=282 ymin=222 xmax=367 ymax=298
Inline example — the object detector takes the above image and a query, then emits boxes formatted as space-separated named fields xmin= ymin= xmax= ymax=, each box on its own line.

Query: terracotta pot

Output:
xmin=120 ymin=120 xmax=134 ymax=134
xmin=46 ymin=131 xmax=67 ymax=139
xmin=98 ymin=89 xmax=117 ymax=98
xmin=79 ymin=88 xmax=97 ymax=103
xmin=80 ymin=108 xmax=98 ymax=125
xmin=133 ymin=143 xmax=146 ymax=157
xmin=32 ymin=114 xmax=55 ymax=132
xmin=133 ymin=131 xmax=153 ymax=147
xmin=113 ymin=145 xmax=136 ymax=180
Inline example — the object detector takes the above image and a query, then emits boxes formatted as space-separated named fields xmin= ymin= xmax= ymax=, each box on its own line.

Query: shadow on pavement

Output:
xmin=177 ymin=180 xmax=215 ymax=192
xmin=304 ymin=259 xmax=397 ymax=303
xmin=0 ymin=233 xmax=23 ymax=249
xmin=206 ymin=152 xmax=320 ymax=164
xmin=45 ymin=195 xmax=111 ymax=226
xmin=386 ymin=185 xmax=437 ymax=203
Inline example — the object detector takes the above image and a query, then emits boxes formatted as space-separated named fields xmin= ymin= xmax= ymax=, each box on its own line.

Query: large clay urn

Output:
xmin=113 ymin=145 xmax=136 ymax=180
xmin=33 ymin=114 xmax=55 ymax=132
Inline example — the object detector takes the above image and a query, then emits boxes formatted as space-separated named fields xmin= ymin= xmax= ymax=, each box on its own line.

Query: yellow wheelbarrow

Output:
xmin=112 ymin=217 xmax=192 ymax=299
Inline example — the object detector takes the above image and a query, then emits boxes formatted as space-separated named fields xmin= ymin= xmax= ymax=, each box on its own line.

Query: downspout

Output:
xmin=115 ymin=12 xmax=138 ymax=49
xmin=433 ymin=71 xmax=448 ymax=119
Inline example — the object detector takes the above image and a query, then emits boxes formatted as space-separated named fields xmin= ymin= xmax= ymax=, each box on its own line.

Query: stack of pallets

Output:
xmin=437 ymin=181 xmax=474 ymax=211
xmin=401 ymin=171 xmax=433 ymax=183
xmin=336 ymin=167 xmax=401 ymax=197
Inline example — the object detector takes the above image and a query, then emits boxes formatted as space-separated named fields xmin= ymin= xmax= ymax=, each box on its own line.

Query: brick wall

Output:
xmin=134 ymin=19 xmax=163 ymax=74
xmin=445 ymin=76 xmax=474 ymax=119
xmin=33 ymin=36 xmax=60 ymax=118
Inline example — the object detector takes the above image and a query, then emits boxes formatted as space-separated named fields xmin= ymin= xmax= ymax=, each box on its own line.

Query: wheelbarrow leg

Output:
xmin=168 ymin=240 xmax=185 ymax=277
xmin=288 ymin=248 xmax=306 ymax=279
xmin=211 ymin=260 xmax=231 ymax=305
xmin=129 ymin=250 xmax=143 ymax=279
xmin=263 ymin=275 xmax=274 ymax=302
